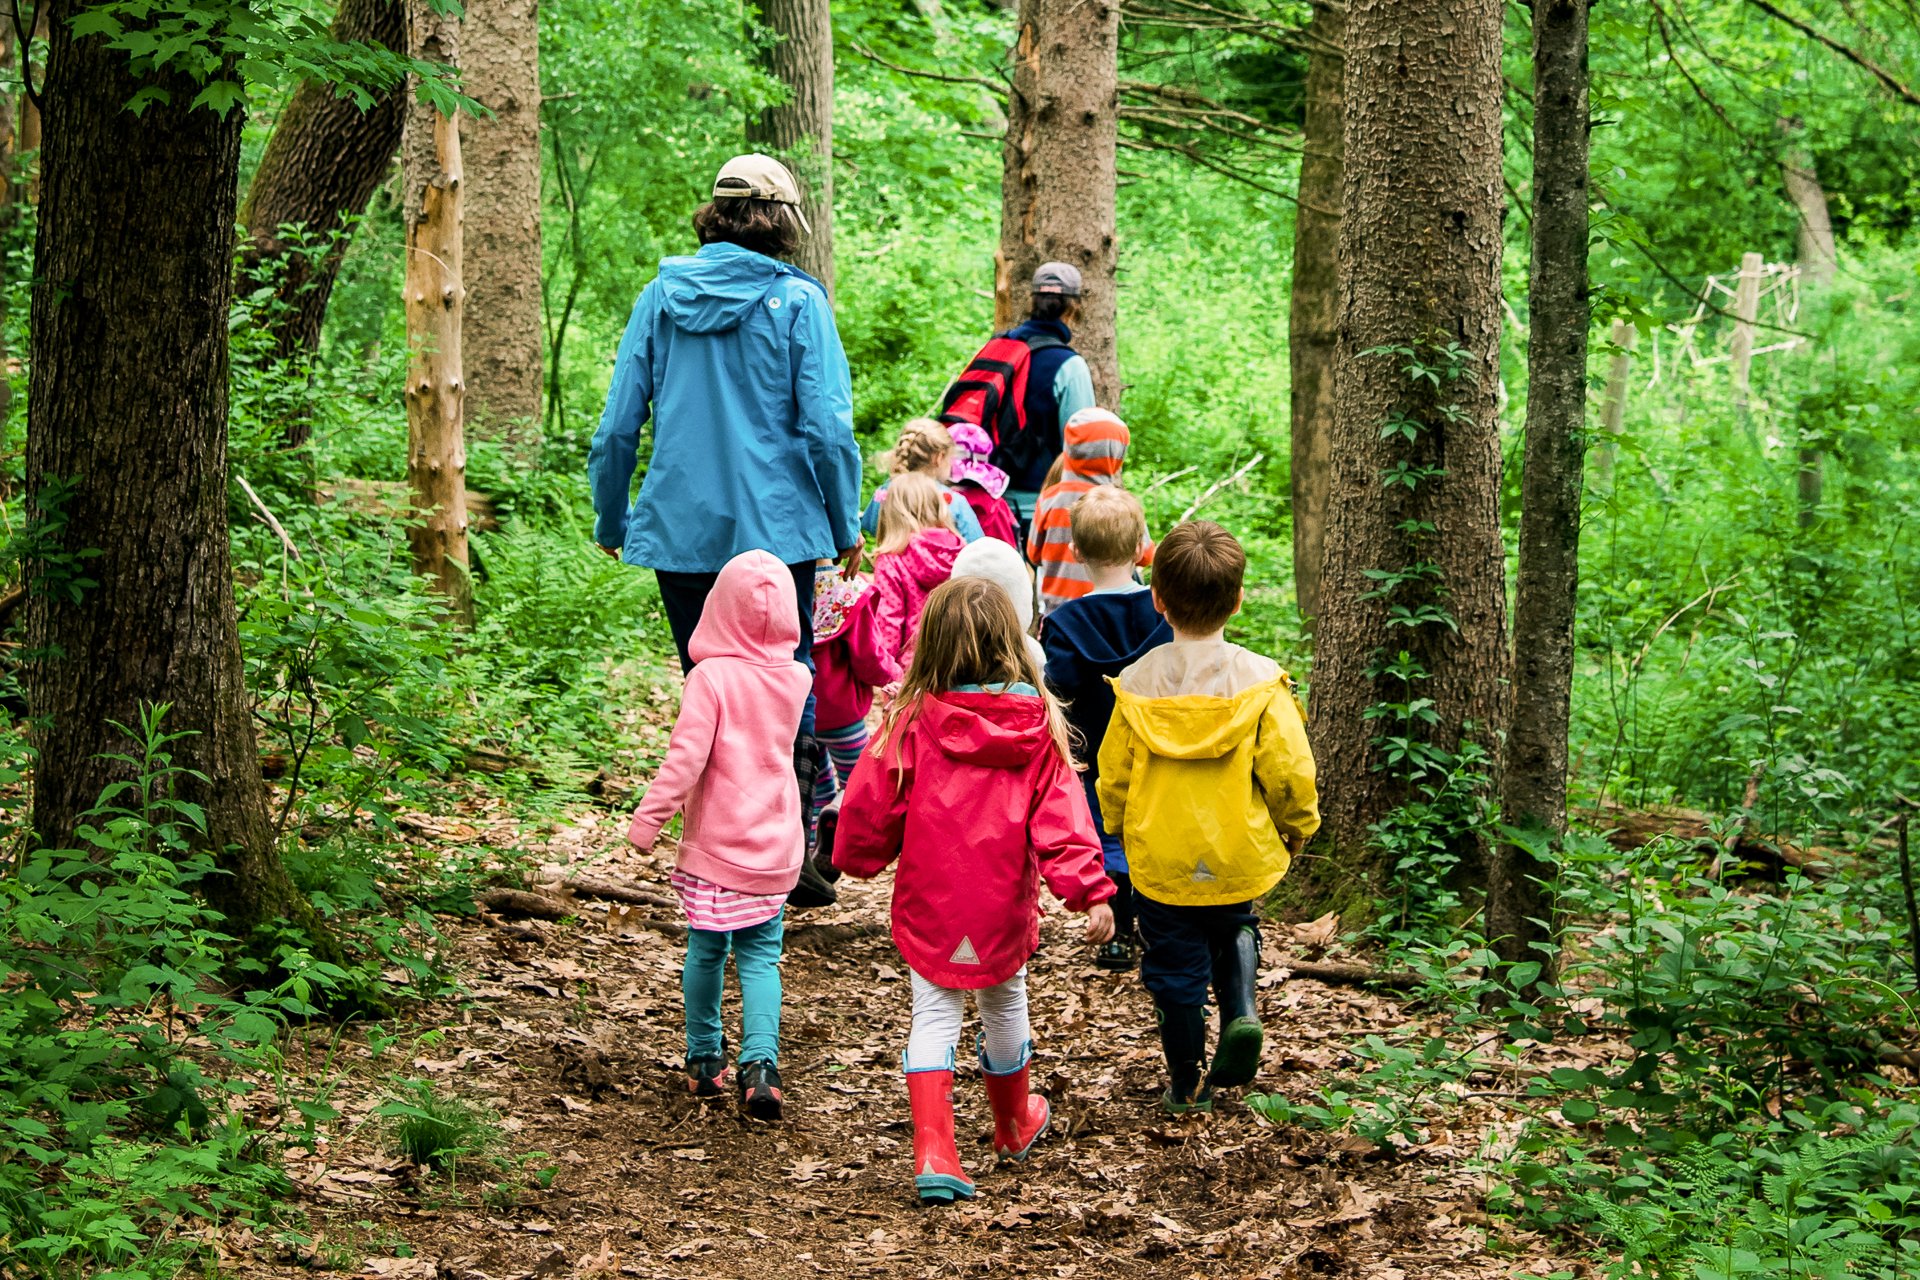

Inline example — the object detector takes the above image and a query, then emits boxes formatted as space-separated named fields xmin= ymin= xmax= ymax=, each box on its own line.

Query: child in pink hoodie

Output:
xmin=836 ymin=576 xmax=1115 ymax=1205
xmin=869 ymin=471 xmax=965 ymax=672
xmin=627 ymin=550 xmax=813 ymax=1120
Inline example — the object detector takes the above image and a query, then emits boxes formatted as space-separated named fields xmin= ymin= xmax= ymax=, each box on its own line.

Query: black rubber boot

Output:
xmin=1155 ymin=1003 xmax=1212 ymax=1115
xmin=1207 ymin=927 xmax=1264 ymax=1090
xmin=787 ymin=735 xmax=838 ymax=909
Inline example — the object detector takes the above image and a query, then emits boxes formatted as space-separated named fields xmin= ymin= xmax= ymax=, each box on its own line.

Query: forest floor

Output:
xmin=219 ymin=671 xmax=1592 ymax=1280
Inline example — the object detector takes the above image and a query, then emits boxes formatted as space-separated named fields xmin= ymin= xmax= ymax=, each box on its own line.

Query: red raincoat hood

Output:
xmin=921 ymin=691 xmax=1050 ymax=768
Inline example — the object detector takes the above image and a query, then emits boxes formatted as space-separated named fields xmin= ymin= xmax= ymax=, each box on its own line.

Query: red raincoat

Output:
xmin=834 ymin=689 xmax=1114 ymax=988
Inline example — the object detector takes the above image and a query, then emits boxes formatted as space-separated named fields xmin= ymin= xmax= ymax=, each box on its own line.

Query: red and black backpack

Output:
xmin=936 ymin=330 xmax=1069 ymax=462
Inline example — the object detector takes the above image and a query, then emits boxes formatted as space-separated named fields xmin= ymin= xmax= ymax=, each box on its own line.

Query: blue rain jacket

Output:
xmin=588 ymin=242 xmax=863 ymax=573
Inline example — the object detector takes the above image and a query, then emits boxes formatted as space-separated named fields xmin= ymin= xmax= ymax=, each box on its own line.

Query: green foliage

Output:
xmin=375 ymin=1079 xmax=500 ymax=1176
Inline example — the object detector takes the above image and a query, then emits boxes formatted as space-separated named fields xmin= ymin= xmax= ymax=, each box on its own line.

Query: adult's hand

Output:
xmin=838 ymin=538 xmax=864 ymax=577
xmin=595 ymin=543 xmax=621 ymax=560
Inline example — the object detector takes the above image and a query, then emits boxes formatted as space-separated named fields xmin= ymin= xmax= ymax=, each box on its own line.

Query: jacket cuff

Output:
xmin=627 ymin=814 xmax=664 ymax=850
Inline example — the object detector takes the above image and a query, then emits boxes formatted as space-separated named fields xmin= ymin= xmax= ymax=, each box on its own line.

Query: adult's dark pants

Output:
xmin=654 ymin=563 xmax=817 ymax=741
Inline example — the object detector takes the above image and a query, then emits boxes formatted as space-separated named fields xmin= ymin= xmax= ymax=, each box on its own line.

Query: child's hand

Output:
xmin=877 ymin=680 xmax=903 ymax=710
xmin=1085 ymin=902 xmax=1116 ymax=944
xmin=1284 ymin=833 xmax=1306 ymax=857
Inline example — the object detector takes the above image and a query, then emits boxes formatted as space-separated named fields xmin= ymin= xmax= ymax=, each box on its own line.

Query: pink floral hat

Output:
xmin=946 ymin=423 xmax=1009 ymax=499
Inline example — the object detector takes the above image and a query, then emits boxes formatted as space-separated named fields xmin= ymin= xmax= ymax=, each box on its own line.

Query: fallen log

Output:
xmin=1578 ymin=798 xmax=1833 ymax=878
xmin=1278 ymin=958 xmax=1421 ymax=992
xmin=479 ymin=889 xmax=572 ymax=921
xmin=559 ymin=878 xmax=677 ymax=911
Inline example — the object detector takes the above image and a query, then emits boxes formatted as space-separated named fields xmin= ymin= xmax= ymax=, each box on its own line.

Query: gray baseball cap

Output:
xmin=1031 ymin=261 xmax=1083 ymax=296
xmin=712 ymin=153 xmax=812 ymax=234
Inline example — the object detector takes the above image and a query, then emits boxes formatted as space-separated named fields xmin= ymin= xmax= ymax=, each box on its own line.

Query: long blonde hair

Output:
xmin=880 ymin=418 xmax=953 ymax=477
xmin=874 ymin=470 xmax=955 ymax=556
xmin=872 ymin=577 xmax=1077 ymax=771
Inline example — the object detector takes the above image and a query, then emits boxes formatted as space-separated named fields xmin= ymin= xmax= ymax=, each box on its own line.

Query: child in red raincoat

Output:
xmin=835 ymin=577 xmax=1115 ymax=1205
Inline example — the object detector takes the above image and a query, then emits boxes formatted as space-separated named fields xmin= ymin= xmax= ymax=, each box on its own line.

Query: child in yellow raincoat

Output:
xmin=1096 ymin=521 xmax=1320 ymax=1113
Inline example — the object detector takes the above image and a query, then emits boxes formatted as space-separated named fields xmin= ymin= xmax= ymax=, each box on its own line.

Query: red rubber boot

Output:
xmin=905 ymin=1064 xmax=976 ymax=1204
xmin=979 ymin=1037 xmax=1050 ymax=1161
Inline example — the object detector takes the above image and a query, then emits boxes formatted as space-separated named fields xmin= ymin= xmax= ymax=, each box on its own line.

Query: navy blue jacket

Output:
xmin=1042 ymin=587 xmax=1173 ymax=872
xmin=999 ymin=319 xmax=1094 ymax=493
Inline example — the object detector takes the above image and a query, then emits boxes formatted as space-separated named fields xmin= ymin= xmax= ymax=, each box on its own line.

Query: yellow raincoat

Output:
xmin=1096 ymin=666 xmax=1320 ymax=907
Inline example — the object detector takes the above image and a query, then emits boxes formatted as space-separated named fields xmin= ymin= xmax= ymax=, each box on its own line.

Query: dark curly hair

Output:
xmin=692 ymin=197 xmax=801 ymax=259
xmin=1029 ymin=291 xmax=1081 ymax=323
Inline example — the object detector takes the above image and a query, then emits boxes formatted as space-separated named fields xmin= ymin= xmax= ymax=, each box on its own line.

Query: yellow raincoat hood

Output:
xmin=1097 ymin=674 xmax=1320 ymax=907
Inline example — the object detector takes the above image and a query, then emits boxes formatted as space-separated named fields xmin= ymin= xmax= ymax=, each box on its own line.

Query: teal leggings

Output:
xmin=683 ymin=912 xmax=784 ymax=1066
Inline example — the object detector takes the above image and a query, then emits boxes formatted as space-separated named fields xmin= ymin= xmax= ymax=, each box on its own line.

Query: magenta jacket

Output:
xmin=871 ymin=527 xmax=964 ymax=673
xmin=627 ymin=550 xmax=813 ymax=895
xmin=833 ymin=689 xmax=1114 ymax=988
xmin=811 ymin=578 xmax=901 ymax=733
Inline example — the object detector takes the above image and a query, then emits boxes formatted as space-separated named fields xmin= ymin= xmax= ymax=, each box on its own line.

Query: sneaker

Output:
xmin=686 ymin=1055 xmax=730 ymax=1098
xmin=739 ymin=1059 xmax=784 ymax=1120
xmin=1093 ymin=936 xmax=1139 ymax=971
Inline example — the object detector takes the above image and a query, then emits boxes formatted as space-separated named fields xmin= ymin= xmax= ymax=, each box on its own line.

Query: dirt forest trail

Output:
xmin=234 ymin=814 xmax=1584 ymax=1280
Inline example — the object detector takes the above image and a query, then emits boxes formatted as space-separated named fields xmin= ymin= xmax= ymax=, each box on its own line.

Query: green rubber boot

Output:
xmin=1207 ymin=927 xmax=1264 ymax=1090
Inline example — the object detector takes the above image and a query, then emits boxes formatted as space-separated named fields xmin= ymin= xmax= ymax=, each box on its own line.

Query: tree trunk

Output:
xmin=1729 ymin=250 xmax=1762 ymax=412
xmin=14 ymin=1 xmax=43 ymax=205
xmin=1288 ymin=0 xmax=1343 ymax=627
xmin=403 ymin=0 xmax=473 ymax=624
xmin=747 ymin=0 xmax=835 ymax=298
xmin=238 ymin=0 xmax=407 ymax=375
xmin=1302 ymin=0 xmax=1508 ymax=900
xmin=458 ymin=0 xmax=543 ymax=449
xmin=1490 ymin=0 xmax=1591 ymax=982
xmin=1780 ymin=123 xmax=1833 ymax=527
xmin=999 ymin=0 xmax=1120 ymax=406
xmin=1592 ymin=317 xmax=1634 ymax=487
xmin=25 ymin=0 xmax=319 ymax=940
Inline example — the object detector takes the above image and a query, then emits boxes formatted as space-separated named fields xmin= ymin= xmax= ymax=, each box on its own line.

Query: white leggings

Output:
xmin=905 ymin=968 xmax=1031 ymax=1072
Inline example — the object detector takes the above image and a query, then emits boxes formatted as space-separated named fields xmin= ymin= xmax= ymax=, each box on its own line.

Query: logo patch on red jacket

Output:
xmin=949 ymin=937 xmax=981 ymax=965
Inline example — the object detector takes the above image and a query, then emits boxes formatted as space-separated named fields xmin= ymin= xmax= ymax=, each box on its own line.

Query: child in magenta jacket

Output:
xmin=627 ymin=550 xmax=813 ymax=1120
xmin=869 ymin=471 xmax=965 ymax=672
xmin=808 ymin=560 xmax=900 ymax=819
xmin=835 ymin=576 xmax=1115 ymax=1205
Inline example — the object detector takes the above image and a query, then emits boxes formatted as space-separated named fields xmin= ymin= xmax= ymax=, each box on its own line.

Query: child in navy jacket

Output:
xmin=1040 ymin=486 xmax=1171 ymax=969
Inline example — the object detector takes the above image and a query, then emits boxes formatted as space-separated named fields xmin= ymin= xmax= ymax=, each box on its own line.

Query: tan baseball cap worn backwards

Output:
xmin=712 ymin=153 xmax=812 ymax=235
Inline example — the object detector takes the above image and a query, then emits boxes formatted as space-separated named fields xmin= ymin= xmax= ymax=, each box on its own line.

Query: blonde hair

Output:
xmin=873 ymin=577 xmax=1076 ymax=771
xmin=1042 ymin=452 xmax=1068 ymax=491
xmin=1070 ymin=486 xmax=1147 ymax=569
xmin=880 ymin=418 xmax=953 ymax=477
xmin=874 ymin=470 xmax=955 ymax=555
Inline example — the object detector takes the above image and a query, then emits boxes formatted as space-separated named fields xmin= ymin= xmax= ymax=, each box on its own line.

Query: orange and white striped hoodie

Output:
xmin=1025 ymin=408 xmax=1153 ymax=615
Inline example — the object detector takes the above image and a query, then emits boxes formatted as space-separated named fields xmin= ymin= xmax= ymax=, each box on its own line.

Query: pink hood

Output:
xmin=628 ymin=551 xmax=813 ymax=896
xmin=833 ymin=690 xmax=1112 ymax=988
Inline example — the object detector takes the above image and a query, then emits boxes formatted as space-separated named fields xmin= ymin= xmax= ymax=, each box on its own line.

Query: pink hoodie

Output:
xmin=627 ymin=550 xmax=814 ymax=895
xmin=834 ymin=690 xmax=1113 ymax=988
xmin=871 ymin=527 xmax=965 ymax=672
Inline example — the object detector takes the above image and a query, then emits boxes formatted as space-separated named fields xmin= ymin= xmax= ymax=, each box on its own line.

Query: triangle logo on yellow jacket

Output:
xmin=1191 ymin=858 xmax=1219 ymax=883
xmin=950 ymin=937 xmax=981 ymax=965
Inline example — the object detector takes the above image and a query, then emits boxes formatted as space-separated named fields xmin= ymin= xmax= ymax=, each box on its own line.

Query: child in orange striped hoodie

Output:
xmin=1025 ymin=408 xmax=1154 ymax=615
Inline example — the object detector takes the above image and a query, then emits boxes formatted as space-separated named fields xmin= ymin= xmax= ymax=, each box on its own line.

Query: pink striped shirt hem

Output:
xmin=670 ymin=869 xmax=786 ymax=933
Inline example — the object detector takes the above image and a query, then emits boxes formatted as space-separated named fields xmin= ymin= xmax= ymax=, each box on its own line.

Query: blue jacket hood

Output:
xmin=657 ymin=242 xmax=813 ymax=335
xmin=1046 ymin=590 xmax=1169 ymax=671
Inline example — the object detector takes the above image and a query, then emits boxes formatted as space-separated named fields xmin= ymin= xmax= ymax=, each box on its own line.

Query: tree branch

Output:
xmin=848 ymin=41 xmax=1003 ymax=93
xmin=1743 ymin=0 xmax=1920 ymax=108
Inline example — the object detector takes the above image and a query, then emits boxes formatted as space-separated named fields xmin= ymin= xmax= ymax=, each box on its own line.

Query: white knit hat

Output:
xmin=951 ymin=538 xmax=1039 ymax=640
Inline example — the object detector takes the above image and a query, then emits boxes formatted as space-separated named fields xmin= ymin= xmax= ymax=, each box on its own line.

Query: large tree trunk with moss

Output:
xmin=25 ymin=0 xmax=320 ymax=940
xmin=1301 ymin=0 xmax=1508 ymax=906
xmin=403 ymin=0 xmax=474 ymax=623
xmin=238 ymin=0 xmax=407 ymax=373
xmin=1490 ymin=0 xmax=1591 ymax=982
xmin=458 ymin=0 xmax=543 ymax=449
xmin=1288 ymin=0 xmax=1343 ymax=628
xmin=747 ymin=0 xmax=835 ymax=297
xmin=998 ymin=0 xmax=1119 ymax=405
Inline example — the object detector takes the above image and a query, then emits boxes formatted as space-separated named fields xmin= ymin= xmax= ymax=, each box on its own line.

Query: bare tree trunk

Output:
xmin=1490 ymin=0 xmax=1591 ymax=983
xmin=747 ymin=0 xmax=835 ymax=297
xmin=404 ymin=0 xmax=473 ymax=623
xmin=238 ymin=0 xmax=407 ymax=374
xmin=1781 ymin=122 xmax=1834 ymax=527
xmin=26 ymin=0 xmax=323 ymax=943
xmin=1288 ymin=0 xmax=1343 ymax=627
xmin=459 ymin=0 xmax=543 ymax=449
xmin=1000 ymin=0 xmax=1120 ymax=405
xmin=1593 ymin=317 xmax=1635 ymax=487
xmin=1301 ymin=0 xmax=1508 ymax=902
xmin=15 ymin=1 xmax=42 ymax=205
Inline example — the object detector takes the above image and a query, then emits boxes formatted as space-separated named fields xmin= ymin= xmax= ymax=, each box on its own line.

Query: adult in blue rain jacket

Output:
xmin=588 ymin=154 xmax=863 ymax=687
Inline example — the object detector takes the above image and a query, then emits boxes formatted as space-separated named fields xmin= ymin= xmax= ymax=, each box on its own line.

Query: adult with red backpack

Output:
xmin=939 ymin=263 xmax=1097 ymax=541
